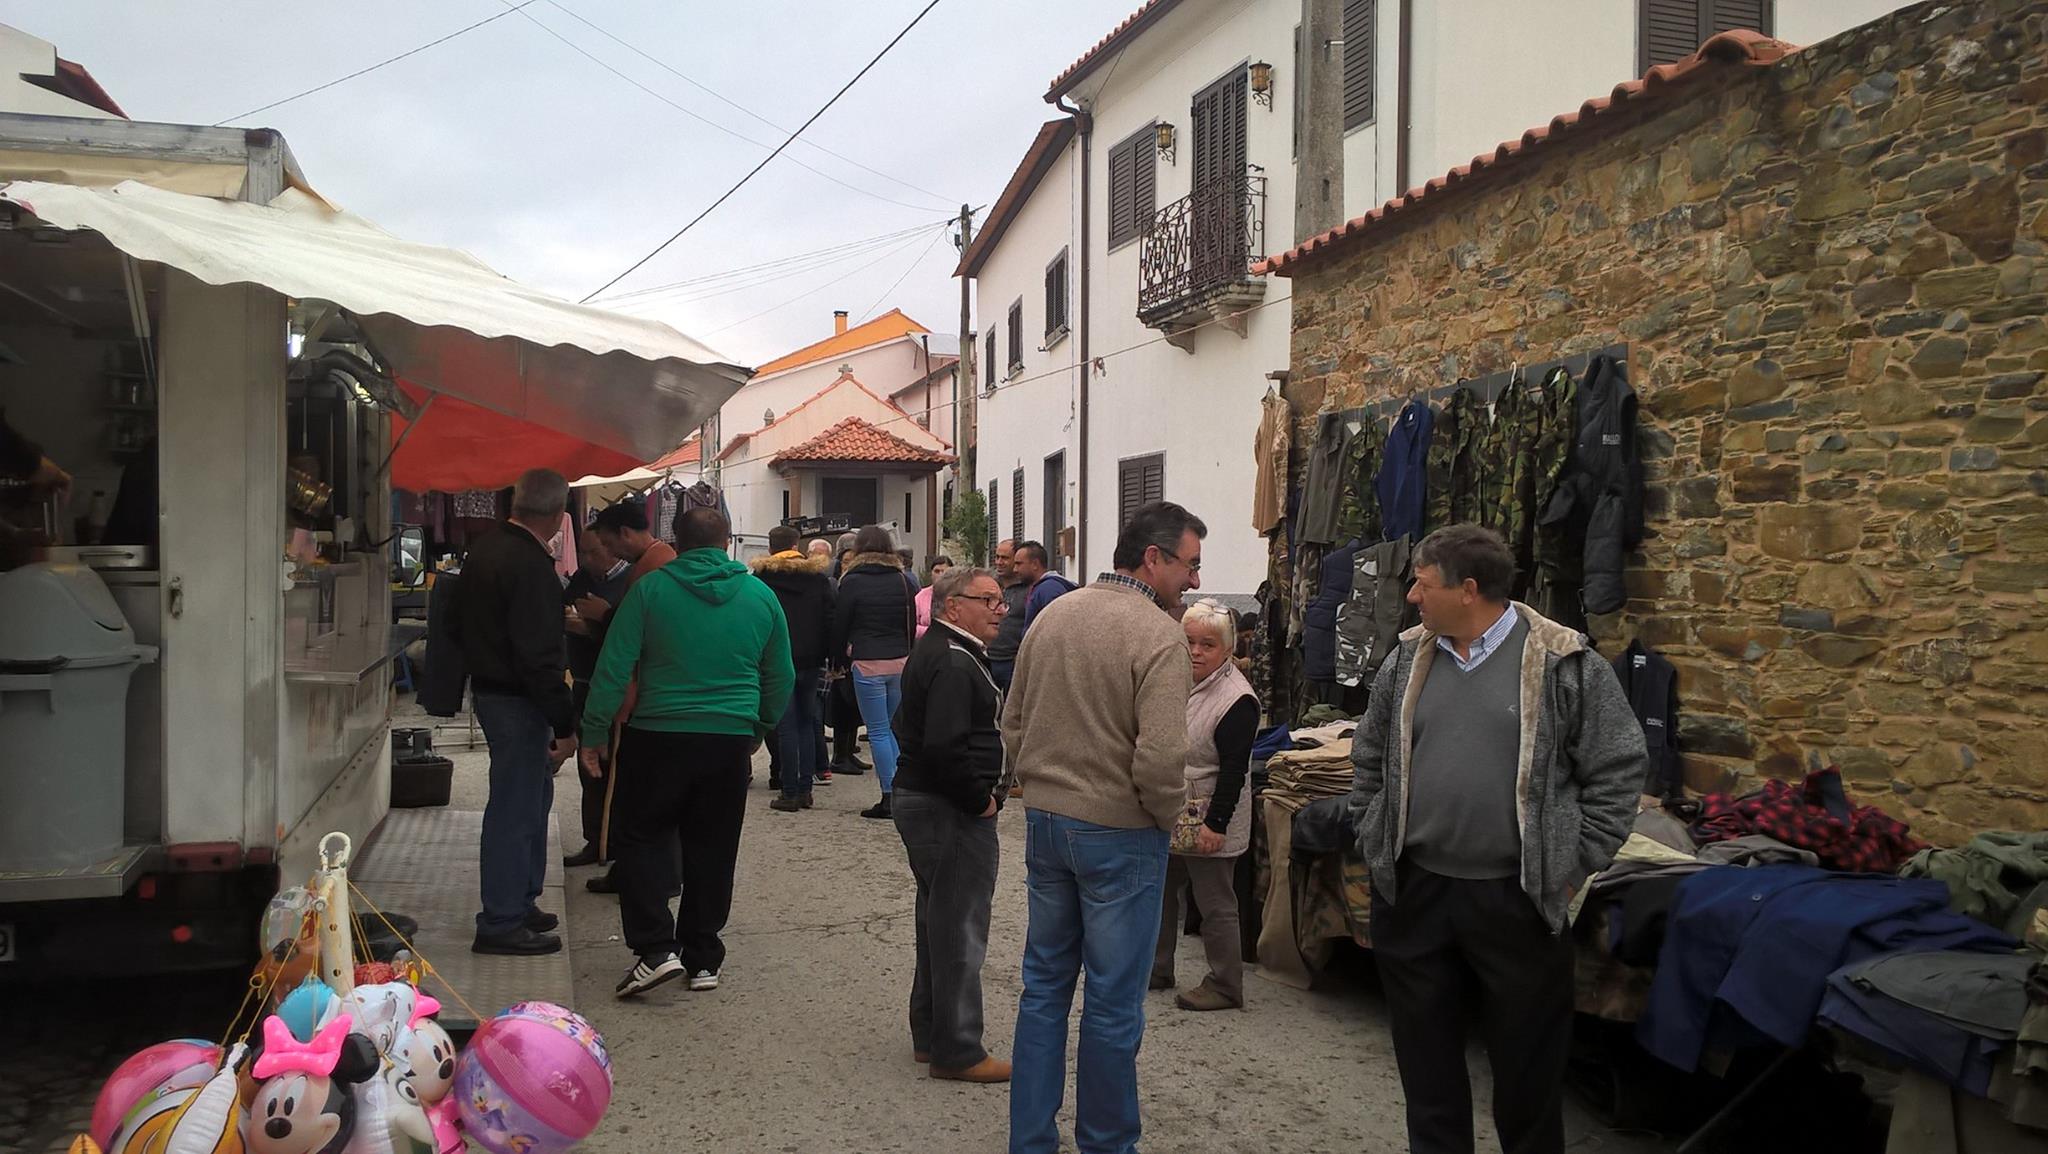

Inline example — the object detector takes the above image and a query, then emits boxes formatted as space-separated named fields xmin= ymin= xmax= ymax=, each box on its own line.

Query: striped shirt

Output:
xmin=1437 ymin=604 xmax=1520 ymax=673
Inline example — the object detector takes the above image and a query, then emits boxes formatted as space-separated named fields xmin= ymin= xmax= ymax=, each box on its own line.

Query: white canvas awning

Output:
xmin=0 ymin=179 xmax=750 ymax=460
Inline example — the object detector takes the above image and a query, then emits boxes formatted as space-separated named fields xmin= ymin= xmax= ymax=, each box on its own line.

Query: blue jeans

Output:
xmin=850 ymin=668 xmax=903 ymax=794
xmin=776 ymin=668 xmax=824 ymax=797
xmin=473 ymin=692 xmax=557 ymax=937
xmin=1010 ymin=811 xmax=1170 ymax=1154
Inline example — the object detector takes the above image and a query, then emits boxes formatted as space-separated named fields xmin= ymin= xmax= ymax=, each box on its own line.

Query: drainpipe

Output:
xmin=1396 ymin=0 xmax=1413 ymax=193
xmin=1059 ymin=97 xmax=1093 ymax=578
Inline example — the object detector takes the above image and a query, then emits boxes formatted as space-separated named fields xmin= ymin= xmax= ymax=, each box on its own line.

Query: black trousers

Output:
xmin=612 ymin=727 xmax=751 ymax=972
xmin=570 ymin=680 xmax=611 ymax=856
xmin=1370 ymin=862 xmax=1575 ymax=1154
xmin=830 ymin=675 xmax=863 ymax=763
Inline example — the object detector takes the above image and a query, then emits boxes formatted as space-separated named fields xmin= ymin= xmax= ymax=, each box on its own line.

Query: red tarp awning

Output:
xmin=387 ymin=380 xmax=641 ymax=493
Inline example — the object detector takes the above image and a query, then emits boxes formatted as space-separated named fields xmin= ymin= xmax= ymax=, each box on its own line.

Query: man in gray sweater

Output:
xmin=1002 ymin=502 xmax=1205 ymax=1154
xmin=1350 ymin=524 xmax=1646 ymax=1154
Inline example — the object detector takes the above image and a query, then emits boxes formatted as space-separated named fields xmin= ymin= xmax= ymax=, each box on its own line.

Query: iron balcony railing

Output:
xmin=1137 ymin=172 xmax=1267 ymax=320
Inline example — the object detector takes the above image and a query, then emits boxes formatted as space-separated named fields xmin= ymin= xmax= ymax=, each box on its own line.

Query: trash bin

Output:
xmin=0 ymin=563 xmax=157 ymax=871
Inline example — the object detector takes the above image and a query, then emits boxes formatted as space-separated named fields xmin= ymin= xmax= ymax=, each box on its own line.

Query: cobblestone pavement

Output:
xmin=0 ymin=970 xmax=246 ymax=1153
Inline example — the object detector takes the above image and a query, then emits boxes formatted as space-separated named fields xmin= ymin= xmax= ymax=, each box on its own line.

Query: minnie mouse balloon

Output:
xmin=454 ymin=1002 xmax=611 ymax=1154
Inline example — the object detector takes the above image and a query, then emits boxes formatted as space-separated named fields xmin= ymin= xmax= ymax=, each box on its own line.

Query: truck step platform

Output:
xmin=351 ymin=808 xmax=573 ymax=1033
xmin=0 ymin=844 xmax=160 ymax=903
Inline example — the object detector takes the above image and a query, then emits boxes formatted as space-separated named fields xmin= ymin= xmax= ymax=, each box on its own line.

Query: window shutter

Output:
xmin=1043 ymin=452 xmax=1065 ymax=548
xmin=1118 ymin=454 xmax=1164 ymax=527
xmin=1640 ymin=0 xmax=1703 ymax=71
xmin=1044 ymin=251 xmax=1068 ymax=335
xmin=987 ymin=480 xmax=998 ymax=552
xmin=1131 ymin=132 xmax=1156 ymax=232
xmin=1108 ymin=139 xmax=1136 ymax=248
xmin=984 ymin=330 xmax=996 ymax=388
xmin=1707 ymin=0 xmax=1770 ymax=35
xmin=1012 ymin=468 xmax=1026 ymax=539
xmin=1006 ymin=301 xmax=1023 ymax=370
xmin=1342 ymin=0 xmax=1375 ymax=130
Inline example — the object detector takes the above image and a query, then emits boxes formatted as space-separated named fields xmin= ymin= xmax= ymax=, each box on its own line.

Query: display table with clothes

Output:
xmin=1250 ymin=721 xmax=1362 ymax=988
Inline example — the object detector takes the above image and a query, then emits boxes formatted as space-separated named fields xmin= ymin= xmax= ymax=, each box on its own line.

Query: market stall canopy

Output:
xmin=0 ymin=179 xmax=751 ymax=460
xmin=388 ymin=380 xmax=642 ymax=494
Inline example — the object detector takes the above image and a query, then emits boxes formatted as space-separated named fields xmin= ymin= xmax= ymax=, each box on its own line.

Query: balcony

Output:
xmin=1137 ymin=172 xmax=1267 ymax=349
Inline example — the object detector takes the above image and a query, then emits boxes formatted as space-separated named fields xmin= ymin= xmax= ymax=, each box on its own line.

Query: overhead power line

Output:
xmin=599 ymin=220 xmax=955 ymax=308
xmin=498 ymin=1 xmax=950 ymax=214
xmin=578 ymin=0 xmax=947 ymax=303
xmin=543 ymin=0 xmax=959 ymax=208
xmin=213 ymin=0 xmax=543 ymax=125
xmin=705 ymin=224 xmax=947 ymax=336
xmin=859 ymin=229 xmax=950 ymax=323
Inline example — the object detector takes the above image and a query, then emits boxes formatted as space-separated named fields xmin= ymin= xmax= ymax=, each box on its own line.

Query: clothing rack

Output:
xmin=1335 ymin=342 xmax=1631 ymax=425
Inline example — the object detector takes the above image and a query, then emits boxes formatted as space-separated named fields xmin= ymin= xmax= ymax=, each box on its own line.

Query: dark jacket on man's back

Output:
xmin=831 ymin=552 xmax=915 ymax=664
xmin=454 ymin=521 xmax=575 ymax=738
xmin=752 ymin=550 xmax=835 ymax=670
xmin=988 ymin=579 xmax=1030 ymax=664
xmin=893 ymin=621 xmax=1007 ymax=815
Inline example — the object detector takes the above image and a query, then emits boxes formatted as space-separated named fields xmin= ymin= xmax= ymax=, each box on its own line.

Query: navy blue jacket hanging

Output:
xmin=1300 ymin=539 xmax=1361 ymax=683
xmin=1376 ymin=400 xmax=1435 ymax=543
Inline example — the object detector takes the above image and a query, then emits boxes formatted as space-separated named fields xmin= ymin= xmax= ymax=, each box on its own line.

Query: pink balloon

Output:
xmin=92 ymin=1040 xmax=221 ymax=1149
xmin=456 ymin=1002 xmax=611 ymax=1154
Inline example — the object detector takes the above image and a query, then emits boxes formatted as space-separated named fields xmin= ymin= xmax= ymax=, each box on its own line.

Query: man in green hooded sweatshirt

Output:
xmin=581 ymin=506 xmax=795 ymax=998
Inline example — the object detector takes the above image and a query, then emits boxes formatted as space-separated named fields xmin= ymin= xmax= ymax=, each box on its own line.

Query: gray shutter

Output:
xmin=1342 ymin=0 xmax=1375 ymax=130
xmin=984 ymin=330 xmax=996 ymax=387
xmin=1012 ymin=468 xmax=1026 ymax=539
xmin=1132 ymin=131 xmax=1156 ymax=224
xmin=1640 ymin=0 xmax=1704 ymax=71
xmin=1142 ymin=456 xmax=1165 ymax=505
xmin=1043 ymin=452 xmax=1065 ymax=544
xmin=1119 ymin=460 xmax=1143 ymax=527
xmin=1006 ymin=301 xmax=1023 ymax=370
xmin=1707 ymin=0 xmax=1771 ymax=35
xmin=987 ymin=480 xmax=998 ymax=550
xmin=1108 ymin=138 xmax=1136 ymax=247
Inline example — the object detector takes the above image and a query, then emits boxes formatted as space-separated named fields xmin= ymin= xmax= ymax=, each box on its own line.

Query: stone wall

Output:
xmin=1282 ymin=0 xmax=2048 ymax=843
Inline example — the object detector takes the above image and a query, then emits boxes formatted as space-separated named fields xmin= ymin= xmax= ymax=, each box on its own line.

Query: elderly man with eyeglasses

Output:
xmin=890 ymin=564 xmax=1015 ymax=1083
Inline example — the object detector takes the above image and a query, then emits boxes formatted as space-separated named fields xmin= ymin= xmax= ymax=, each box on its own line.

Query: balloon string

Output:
xmin=222 ymin=916 xmax=306 ymax=1051
xmin=347 ymin=878 xmax=488 ymax=1024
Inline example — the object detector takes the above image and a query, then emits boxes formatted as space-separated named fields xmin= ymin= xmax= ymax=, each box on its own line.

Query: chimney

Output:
xmin=833 ymin=310 xmax=849 ymax=336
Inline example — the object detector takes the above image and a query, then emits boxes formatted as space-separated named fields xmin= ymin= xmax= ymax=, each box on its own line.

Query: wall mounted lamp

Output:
xmin=1156 ymin=121 xmax=1176 ymax=165
xmin=1249 ymin=61 xmax=1274 ymax=108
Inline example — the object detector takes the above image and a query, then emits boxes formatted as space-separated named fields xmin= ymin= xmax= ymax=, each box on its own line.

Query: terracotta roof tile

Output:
xmin=646 ymin=437 xmax=701 ymax=471
xmin=1045 ymin=0 xmax=1186 ymax=102
xmin=1259 ymin=30 xmax=1795 ymax=278
xmin=771 ymin=416 xmax=955 ymax=467
xmin=719 ymin=370 xmax=944 ymax=461
xmin=752 ymin=308 xmax=929 ymax=377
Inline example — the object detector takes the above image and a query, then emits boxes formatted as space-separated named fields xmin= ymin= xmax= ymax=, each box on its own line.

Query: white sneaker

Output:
xmin=688 ymin=968 xmax=720 ymax=991
xmin=615 ymin=952 xmax=683 ymax=998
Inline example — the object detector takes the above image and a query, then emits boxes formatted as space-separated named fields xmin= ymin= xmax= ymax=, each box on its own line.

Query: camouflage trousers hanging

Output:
xmin=1334 ymin=537 xmax=1417 ymax=687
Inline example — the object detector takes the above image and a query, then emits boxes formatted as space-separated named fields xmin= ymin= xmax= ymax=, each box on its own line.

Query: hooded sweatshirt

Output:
xmin=581 ymin=547 xmax=795 ymax=746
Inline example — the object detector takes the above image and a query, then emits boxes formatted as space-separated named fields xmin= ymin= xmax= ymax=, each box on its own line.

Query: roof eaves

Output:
xmin=956 ymin=119 xmax=1077 ymax=278
xmin=1043 ymin=0 xmax=1187 ymax=103
xmin=1259 ymin=30 xmax=1794 ymax=278
xmin=751 ymin=308 xmax=930 ymax=377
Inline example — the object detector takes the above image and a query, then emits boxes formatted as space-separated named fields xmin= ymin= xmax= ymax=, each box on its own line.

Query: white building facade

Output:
xmin=961 ymin=0 xmax=1919 ymax=601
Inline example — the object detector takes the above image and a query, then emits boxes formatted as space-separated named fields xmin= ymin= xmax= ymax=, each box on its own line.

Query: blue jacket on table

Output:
xmin=1637 ymin=865 xmax=2016 ymax=1073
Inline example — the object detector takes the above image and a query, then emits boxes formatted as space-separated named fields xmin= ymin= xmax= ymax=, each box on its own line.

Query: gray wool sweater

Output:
xmin=1347 ymin=602 xmax=1648 ymax=931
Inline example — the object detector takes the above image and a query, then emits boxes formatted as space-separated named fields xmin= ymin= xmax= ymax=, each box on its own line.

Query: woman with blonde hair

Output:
xmin=1151 ymin=598 xmax=1258 ymax=1010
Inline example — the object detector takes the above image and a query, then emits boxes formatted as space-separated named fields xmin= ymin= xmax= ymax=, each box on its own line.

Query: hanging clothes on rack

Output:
xmin=1298 ymin=410 xmax=1353 ymax=546
xmin=1528 ymin=365 xmax=1583 ymax=627
xmin=1301 ymin=539 xmax=1363 ymax=685
xmin=1473 ymin=371 xmax=1542 ymax=596
xmin=1334 ymin=415 xmax=1385 ymax=545
xmin=1541 ymin=354 xmax=1643 ymax=616
xmin=1252 ymin=389 xmax=1292 ymax=534
xmin=1376 ymin=400 xmax=1434 ymax=543
xmin=1426 ymin=387 xmax=1484 ymax=534
xmin=1334 ymin=536 xmax=1417 ymax=688
xmin=1613 ymin=638 xmax=1681 ymax=798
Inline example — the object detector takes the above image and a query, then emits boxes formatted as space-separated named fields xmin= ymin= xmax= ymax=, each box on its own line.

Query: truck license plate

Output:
xmin=0 ymin=923 xmax=13 ymax=962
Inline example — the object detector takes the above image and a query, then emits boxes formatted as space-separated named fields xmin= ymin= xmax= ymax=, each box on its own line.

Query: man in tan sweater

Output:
xmin=1003 ymin=501 xmax=1206 ymax=1154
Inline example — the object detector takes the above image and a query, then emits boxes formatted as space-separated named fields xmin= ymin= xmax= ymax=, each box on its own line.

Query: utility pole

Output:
xmin=1296 ymin=0 xmax=1347 ymax=242
xmin=954 ymin=202 xmax=976 ymax=497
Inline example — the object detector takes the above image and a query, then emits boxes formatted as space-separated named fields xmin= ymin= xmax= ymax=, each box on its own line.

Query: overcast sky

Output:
xmin=2 ymin=0 xmax=1127 ymax=365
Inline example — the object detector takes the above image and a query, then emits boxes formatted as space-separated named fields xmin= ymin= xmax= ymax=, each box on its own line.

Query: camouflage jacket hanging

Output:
xmin=1335 ymin=416 xmax=1385 ymax=545
xmin=1473 ymin=373 xmax=1543 ymax=594
xmin=1426 ymin=387 xmax=1486 ymax=535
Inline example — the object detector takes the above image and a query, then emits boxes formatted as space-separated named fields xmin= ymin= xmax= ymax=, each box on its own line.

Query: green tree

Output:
xmin=944 ymin=487 xmax=989 ymax=565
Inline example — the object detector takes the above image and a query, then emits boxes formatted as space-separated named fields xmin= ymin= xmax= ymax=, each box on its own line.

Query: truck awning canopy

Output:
xmin=0 ymin=179 xmax=750 ymax=461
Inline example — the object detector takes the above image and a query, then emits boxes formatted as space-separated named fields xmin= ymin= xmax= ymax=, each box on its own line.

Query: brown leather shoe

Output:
xmin=1174 ymin=980 xmax=1243 ymax=1012
xmin=931 ymin=1056 xmax=1011 ymax=1083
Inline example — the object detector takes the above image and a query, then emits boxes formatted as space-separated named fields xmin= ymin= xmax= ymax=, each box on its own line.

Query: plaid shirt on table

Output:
xmin=1694 ymin=767 xmax=1926 ymax=874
